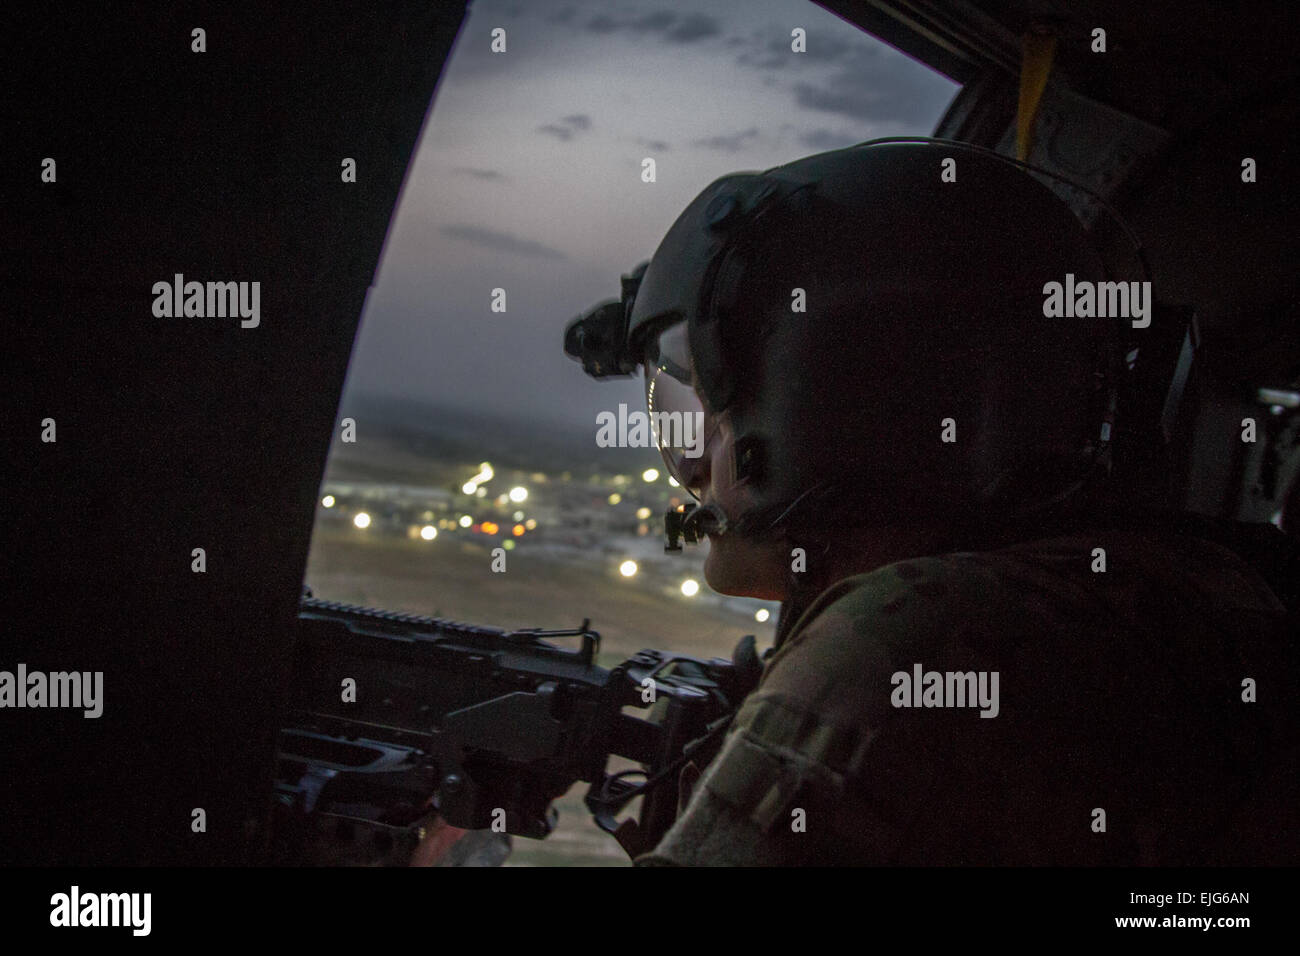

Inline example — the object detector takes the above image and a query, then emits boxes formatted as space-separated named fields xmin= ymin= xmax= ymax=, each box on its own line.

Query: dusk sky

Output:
xmin=342 ymin=0 xmax=958 ymax=434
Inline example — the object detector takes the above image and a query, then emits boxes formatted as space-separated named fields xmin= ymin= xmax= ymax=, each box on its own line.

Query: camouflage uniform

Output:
xmin=636 ymin=521 xmax=1300 ymax=865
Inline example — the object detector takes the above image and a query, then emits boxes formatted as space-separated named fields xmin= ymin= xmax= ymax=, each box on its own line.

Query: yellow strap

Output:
xmin=1016 ymin=31 xmax=1057 ymax=161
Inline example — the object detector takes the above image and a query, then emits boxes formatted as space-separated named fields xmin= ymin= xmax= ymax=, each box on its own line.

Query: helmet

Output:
xmin=568 ymin=139 xmax=1122 ymax=540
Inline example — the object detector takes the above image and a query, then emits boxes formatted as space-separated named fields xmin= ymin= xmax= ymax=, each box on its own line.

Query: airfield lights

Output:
xmin=755 ymin=608 xmax=770 ymax=623
xmin=353 ymin=512 xmax=371 ymax=529
xmin=421 ymin=525 xmax=437 ymax=541
xmin=680 ymin=579 xmax=700 ymax=597
xmin=642 ymin=468 xmax=659 ymax=483
xmin=619 ymin=560 xmax=638 ymax=578
xmin=458 ymin=515 xmax=473 ymax=528
xmin=321 ymin=495 xmax=335 ymax=508
xmin=509 ymin=486 xmax=528 ymax=503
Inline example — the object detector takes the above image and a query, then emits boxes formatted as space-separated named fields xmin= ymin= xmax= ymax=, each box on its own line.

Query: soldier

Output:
xmin=566 ymin=140 xmax=1300 ymax=865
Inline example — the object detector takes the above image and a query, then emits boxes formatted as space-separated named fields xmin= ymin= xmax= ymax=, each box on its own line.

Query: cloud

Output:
xmin=799 ymin=128 xmax=861 ymax=151
xmin=630 ymin=11 xmax=675 ymax=33
xmin=789 ymin=50 xmax=957 ymax=125
xmin=735 ymin=30 xmax=859 ymax=70
xmin=440 ymin=224 xmax=567 ymax=259
xmin=451 ymin=166 xmax=507 ymax=181
xmin=581 ymin=9 xmax=720 ymax=44
xmin=666 ymin=13 xmax=721 ymax=43
xmin=691 ymin=127 xmax=760 ymax=152
xmin=586 ymin=14 xmax=619 ymax=33
xmin=537 ymin=113 xmax=592 ymax=141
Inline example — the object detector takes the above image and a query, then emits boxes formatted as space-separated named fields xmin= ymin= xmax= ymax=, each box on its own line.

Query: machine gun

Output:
xmin=271 ymin=594 xmax=762 ymax=864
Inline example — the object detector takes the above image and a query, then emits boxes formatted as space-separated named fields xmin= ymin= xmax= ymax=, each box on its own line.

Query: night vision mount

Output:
xmin=563 ymin=262 xmax=648 ymax=379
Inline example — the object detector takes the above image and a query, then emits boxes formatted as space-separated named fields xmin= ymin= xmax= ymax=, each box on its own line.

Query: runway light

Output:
xmin=509 ymin=486 xmax=528 ymax=503
xmin=353 ymin=512 xmax=371 ymax=529
xmin=458 ymin=515 xmax=473 ymax=528
xmin=619 ymin=560 xmax=638 ymax=578
xmin=512 ymin=524 xmax=525 ymax=537
xmin=636 ymin=506 xmax=652 ymax=520
xmin=524 ymin=518 xmax=537 ymax=530
xmin=755 ymin=608 xmax=770 ymax=623
xmin=680 ymin=579 xmax=699 ymax=597
xmin=321 ymin=495 xmax=335 ymax=508
xmin=421 ymin=525 xmax=437 ymax=541
xmin=462 ymin=481 xmax=478 ymax=495
xmin=642 ymin=468 xmax=659 ymax=483
xmin=608 ymin=493 xmax=622 ymax=505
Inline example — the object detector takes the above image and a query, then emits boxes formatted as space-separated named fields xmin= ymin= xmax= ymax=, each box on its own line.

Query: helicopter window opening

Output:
xmin=301 ymin=0 xmax=957 ymax=866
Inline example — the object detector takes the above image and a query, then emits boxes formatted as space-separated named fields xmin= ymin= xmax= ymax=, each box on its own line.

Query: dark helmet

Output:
xmin=569 ymin=139 xmax=1122 ymax=540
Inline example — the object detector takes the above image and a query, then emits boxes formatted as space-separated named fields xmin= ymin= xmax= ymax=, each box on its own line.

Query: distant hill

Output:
xmin=339 ymin=391 xmax=662 ymax=476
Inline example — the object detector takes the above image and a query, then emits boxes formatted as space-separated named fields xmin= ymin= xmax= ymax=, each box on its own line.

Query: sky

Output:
xmin=341 ymin=0 xmax=958 ymax=435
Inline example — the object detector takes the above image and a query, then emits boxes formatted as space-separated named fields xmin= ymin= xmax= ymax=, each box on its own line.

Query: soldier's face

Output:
xmin=678 ymin=402 xmax=789 ymax=601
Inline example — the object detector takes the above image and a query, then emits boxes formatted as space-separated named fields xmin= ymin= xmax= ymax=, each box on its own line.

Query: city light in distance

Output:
xmin=509 ymin=486 xmax=528 ymax=503
xmin=458 ymin=515 xmax=472 ymax=528
xmin=636 ymin=506 xmax=652 ymax=520
xmin=462 ymin=481 xmax=477 ymax=495
xmin=619 ymin=560 xmax=638 ymax=577
xmin=481 ymin=521 xmax=500 ymax=535
xmin=755 ymin=608 xmax=770 ymax=623
xmin=524 ymin=518 xmax=537 ymax=530
xmin=421 ymin=525 xmax=437 ymax=540
xmin=353 ymin=512 xmax=371 ymax=529
xmin=321 ymin=495 xmax=335 ymax=508
xmin=513 ymin=511 xmax=524 ymax=521
xmin=512 ymin=524 xmax=525 ymax=537
xmin=475 ymin=487 xmax=487 ymax=498
xmin=680 ymin=579 xmax=700 ymax=597
xmin=608 ymin=493 xmax=622 ymax=505
xmin=642 ymin=468 xmax=659 ymax=483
